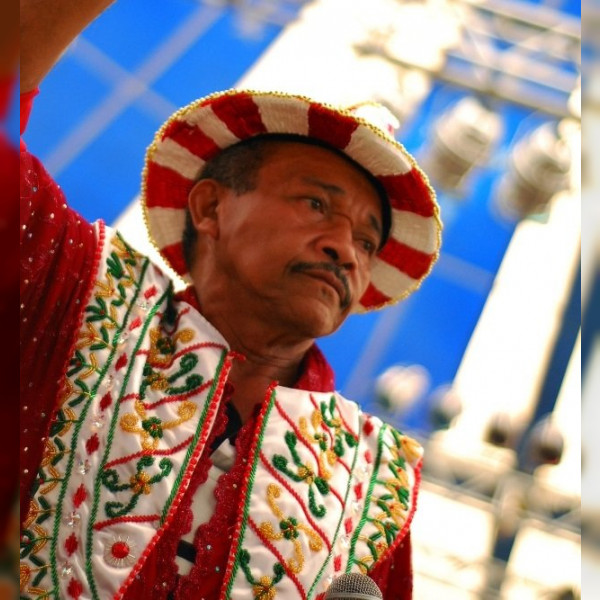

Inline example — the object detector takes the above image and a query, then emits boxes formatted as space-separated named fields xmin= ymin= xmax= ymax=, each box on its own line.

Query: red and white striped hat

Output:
xmin=142 ymin=89 xmax=442 ymax=312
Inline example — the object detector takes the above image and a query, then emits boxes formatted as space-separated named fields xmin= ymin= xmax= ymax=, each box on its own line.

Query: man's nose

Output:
xmin=317 ymin=220 xmax=357 ymax=270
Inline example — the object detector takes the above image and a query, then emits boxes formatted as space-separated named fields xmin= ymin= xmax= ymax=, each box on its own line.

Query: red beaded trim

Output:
xmin=219 ymin=381 xmax=278 ymax=598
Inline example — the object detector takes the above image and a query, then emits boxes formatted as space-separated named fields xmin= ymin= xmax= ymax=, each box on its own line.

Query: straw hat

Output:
xmin=142 ymin=89 xmax=441 ymax=311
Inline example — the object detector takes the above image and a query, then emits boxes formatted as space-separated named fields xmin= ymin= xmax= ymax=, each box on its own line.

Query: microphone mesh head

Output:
xmin=326 ymin=573 xmax=383 ymax=599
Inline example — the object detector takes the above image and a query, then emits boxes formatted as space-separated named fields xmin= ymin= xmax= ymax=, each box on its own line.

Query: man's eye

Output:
xmin=360 ymin=239 xmax=376 ymax=255
xmin=308 ymin=197 xmax=325 ymax=211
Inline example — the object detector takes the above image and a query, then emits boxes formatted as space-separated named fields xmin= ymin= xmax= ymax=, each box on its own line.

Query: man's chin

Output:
xmin=289 ymin=299 xmax=348 ymax=339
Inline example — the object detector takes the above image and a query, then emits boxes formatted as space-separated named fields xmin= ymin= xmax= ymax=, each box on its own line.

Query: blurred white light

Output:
xmin=428 ymin=384 xmax=462 ymax=430
xmin=483 ymin=411 xmax=525 ymax=451
xmin=422 ymin=96 xmax=503 ymax=193
xmin=411 ymin=481 xmax=495 ymax=598
xmin=496 ymin=122 xmax=572 ymax=219
xmin=522 ymin=415 xmax=565 ymax=469
xmin=375 ymin=364 xmax=430 ymax=413
xmin=382 ymin=0 xmax=461 ymax=71
xmin=500 ymin=522 xmax=580 ymax=599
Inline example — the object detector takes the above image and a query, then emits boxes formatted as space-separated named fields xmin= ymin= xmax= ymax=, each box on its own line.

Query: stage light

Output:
xmin=547 ymin=586 xmax=580 ymax=600
xmin=421 ymin=96 xmax=503 ymax=194
xmin=522 ymin=415 xmax=565 ymax=470
xmin=495 ymin=122 xmax=572 ymax=219
xmin=374 ymin=364 xmax=430 ymax=414
xmin=428 ymin=384 xmax=462 ymax=430
xmin=484 ymin=411 xmax=523 ymax=450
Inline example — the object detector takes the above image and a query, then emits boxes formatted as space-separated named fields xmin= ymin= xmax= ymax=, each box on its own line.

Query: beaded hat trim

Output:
xmin=142 ymin=89 xmax=442 ymax=312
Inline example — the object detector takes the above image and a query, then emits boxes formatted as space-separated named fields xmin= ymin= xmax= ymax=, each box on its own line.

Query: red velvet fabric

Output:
xmin=20 ymin=150 xmax=99 ymax=525
xmin=19 ymin=90 xmax=414 ymax=599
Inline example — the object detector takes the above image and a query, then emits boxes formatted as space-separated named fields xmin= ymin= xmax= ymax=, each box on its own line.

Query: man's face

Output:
xmin=206 ymin=142 xmax=384 ymax=339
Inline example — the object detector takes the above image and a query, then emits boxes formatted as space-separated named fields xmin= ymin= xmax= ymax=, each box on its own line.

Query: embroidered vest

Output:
xmin=20 ymin=226 xmax=422 ymax=600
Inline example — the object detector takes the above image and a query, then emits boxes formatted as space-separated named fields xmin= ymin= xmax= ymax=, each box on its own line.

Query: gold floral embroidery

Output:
xmin=258 ymin=484 xmax=323 ymax=575
xmin=95 ymin=272 xmax=118 ymax=298
xmin=19 ymin=563 xmax=48 ymax=596
xmin=112 ymin=235 xmax=143 ymax=282
xmin=399 ymin=436 xmax=422 ymax=465
xmin=72 ymin=336 xmax=100 ymax=372
xmin=130 ymin=471 xmax=153 ymax=495
xmin=38 ymin=438 xmax=71 ymax=495
xmin=120 ymin=399 xmax=196 ymax=450
xmin=252 ymin=575 xmax=277 ymax=600
xmin=22 ymin=502 xmax=51 ymax=556
xmin=57 ymin=376 xmax=76 ymax=406
xmin=147 ymin=327 xmax=195 ymax=367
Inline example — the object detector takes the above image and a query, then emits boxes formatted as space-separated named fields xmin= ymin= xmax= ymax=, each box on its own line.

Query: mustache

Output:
xmin=291 ymin=261 xmax=352 ymax=308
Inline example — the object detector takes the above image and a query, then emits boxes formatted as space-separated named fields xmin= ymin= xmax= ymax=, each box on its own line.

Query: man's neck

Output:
xmin=200 ymin=298 xmax=314 ymax=423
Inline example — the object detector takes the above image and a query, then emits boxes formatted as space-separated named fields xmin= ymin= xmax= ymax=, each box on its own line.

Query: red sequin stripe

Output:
xmin=161 ymin=119 xmax=223 ymax=163
xmin=248 ymin=517 xmax=308 ymax=600
xmin=145 ymin=161 xmax=192 ymax=209
xmin=259 ymin=452 xmax=332 ymax=552
xmin=308 ymin=105 xmax=358 ymax=150
xmin=327 ymin=483 xmax=345 ymax=507
xmin=330 ymin=399 xmax=358 ymax=442
xmin=118 ymin=393 xmax=138 ymax=404
xmin=209 ymin=93 xmax=268 ymax=139
xmin=324 ymin=426 xmax=351 ymax=475
xmin=358 ymin=283 xmax=390 ymax=310
xmin=115 ymin=380 xmax=215 ymax=411
xmin=93 ymin=514 xmax=161 ymax=532
xmin=142 ymin=380 xmax=214 ymax=410
xmin=220 ymin=382 xmax=279 ymax=598
xmin=336 ymin=456 xmax=352 ymax=475
xmin=103 ymin=435 xmax=195 ymax=470
xmin=377 ymin=237 xmax=434 ymax=280
xmin=308 ymin=393 xmax=323 ymax=412
xmin=114 ymin=350 xmax=234 ymax=600
xmin=379 ymin=170 xmax=436 ymax=217
xmin=136 ymin=342 xmax=227 ymax=368
xmin=160 ymin=241 xmax=188 ymax=277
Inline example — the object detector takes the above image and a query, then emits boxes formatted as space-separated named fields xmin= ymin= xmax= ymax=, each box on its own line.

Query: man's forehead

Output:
xmin=254 ymin=137 xmax=391 ymax=245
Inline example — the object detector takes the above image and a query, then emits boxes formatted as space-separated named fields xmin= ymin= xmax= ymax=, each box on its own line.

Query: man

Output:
xmin=20 ymin=1 xmax=442 ymax=598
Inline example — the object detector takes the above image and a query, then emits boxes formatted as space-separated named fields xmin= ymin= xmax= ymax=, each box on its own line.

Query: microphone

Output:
xmin=324 ymin=573 xmax=383 ymax=600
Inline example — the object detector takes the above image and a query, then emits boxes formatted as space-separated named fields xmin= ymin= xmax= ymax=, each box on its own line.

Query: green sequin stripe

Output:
xmin=223 ymin=387 xmax=278 ymax=599
xmin=49 ymin=253 xmax=152 ymax=598
xmin=84 ymin=261 xmax=160 ymax=600
xmin=306 ymin=415 xmax=362 ymax=599
xmin=160 ymin=348 xmax=228 ymax=523
xmin=346 ymin=423 xmax=389 ymax=570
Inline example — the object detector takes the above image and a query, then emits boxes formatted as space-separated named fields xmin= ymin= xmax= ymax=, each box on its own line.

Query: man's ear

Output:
xmin=187 ymin=179 xmax=223 ymax=239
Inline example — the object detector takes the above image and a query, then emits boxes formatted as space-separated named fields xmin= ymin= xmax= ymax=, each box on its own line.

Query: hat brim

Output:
xmin=142 ymin=89 xmax=441 ymax=312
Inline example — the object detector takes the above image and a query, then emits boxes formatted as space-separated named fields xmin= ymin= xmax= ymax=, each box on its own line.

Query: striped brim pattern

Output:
xmin=142 ymin=89 xmax=442 ymax=312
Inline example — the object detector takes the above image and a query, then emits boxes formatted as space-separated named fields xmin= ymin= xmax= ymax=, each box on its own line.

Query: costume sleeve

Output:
xmin=20 ymin=91 xmax=101 ymax=524
xmin=369 ymin=532 xmax=414 ymax=599
xmin=0 ymin=76 xmax=19 ymax=545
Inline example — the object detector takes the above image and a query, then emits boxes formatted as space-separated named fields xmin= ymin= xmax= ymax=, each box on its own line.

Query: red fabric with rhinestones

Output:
xmin=20 ymin=148 xmax=100 ymax=526
xmin=20 ymin=91 xmax=414 ymax=599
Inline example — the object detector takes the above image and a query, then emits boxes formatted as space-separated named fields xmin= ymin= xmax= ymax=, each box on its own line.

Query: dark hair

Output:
xmin=181 ymin=134 xmax=391 ymax=269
